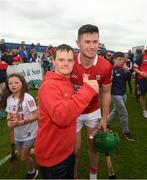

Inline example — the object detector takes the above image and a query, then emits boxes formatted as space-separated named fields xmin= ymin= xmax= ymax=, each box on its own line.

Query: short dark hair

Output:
xmin=78 ymin=24 xmax=99 ymax=40
xmin=113 ymin=52 xmax=124 ymax=59
xmin=54 ymin=44 xmax=74 ymax=60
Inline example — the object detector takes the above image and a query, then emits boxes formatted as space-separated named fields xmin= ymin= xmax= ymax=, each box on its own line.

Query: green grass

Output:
xmin=0 ymin=87 xmax=147 ymax=179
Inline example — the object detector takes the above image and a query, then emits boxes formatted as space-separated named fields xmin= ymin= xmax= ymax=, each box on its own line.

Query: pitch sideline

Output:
xmin=0 ymin=154 xmax=11 ymax=167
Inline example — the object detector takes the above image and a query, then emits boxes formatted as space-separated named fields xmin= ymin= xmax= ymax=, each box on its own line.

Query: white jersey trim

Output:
xmin=78 ymin=53 xmax=98 ymax=66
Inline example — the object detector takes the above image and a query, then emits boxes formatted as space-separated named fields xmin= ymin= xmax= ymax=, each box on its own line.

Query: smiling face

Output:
xmin=76 ymin=32 xmax=99 ymax=59
xmin=53 ymin=49 xmax=74 ymax=77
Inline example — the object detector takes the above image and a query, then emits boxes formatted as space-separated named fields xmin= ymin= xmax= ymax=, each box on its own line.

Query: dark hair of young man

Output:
xmin=113 ymin=52 xmax=125 ymax=59
xmin=54 ymin=44 xmax=74 ymax=60
xmin=78 ymin=24 xmax=99 ymax=40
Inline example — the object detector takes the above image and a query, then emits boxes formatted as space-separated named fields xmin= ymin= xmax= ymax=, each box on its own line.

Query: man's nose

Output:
xmin=64 ymin=60 xmax=68 ymax=65
xmin=89 ymin=42 xmax=95 ymax=48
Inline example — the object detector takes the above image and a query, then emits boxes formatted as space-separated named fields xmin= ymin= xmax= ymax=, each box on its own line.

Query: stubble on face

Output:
xmin=77 ymin=33 xmax=99 ymax=59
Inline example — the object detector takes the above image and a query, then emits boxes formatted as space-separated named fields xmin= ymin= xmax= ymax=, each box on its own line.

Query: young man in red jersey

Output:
xmin=133 ymin=48 xmax=147 ymax=118
xmin=35 ymin=44 xmax=99 ymax=179
xmin=70 ymin=24 xmax=112 ymax=179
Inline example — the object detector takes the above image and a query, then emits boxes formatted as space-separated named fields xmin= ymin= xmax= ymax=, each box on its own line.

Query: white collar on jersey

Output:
xmin=78 ymin=53 xmax=98 ymax=66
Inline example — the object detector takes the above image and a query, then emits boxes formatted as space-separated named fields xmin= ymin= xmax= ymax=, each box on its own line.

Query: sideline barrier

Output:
xmin=7 ymin=62 xmax=43 ymax=82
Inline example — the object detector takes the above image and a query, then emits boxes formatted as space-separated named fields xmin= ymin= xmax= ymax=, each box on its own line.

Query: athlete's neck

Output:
xmin=79 ymin=53 xmax=96 ymax=68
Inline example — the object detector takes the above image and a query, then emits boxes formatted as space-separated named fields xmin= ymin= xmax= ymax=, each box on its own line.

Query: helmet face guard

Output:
xmin=93 ymin=130 xmax=120 ymax=154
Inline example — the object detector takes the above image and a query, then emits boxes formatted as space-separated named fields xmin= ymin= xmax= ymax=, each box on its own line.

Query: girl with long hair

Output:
xmin=1 ymin=73 xmax=39 ymax=179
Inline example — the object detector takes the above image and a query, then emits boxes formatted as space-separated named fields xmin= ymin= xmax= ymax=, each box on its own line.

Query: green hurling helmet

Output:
xmin=93 ymin=130 xmax=120 ymax=154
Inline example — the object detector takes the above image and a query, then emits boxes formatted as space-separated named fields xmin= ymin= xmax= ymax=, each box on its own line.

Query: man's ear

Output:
xmin=76 ymin=40 xmax=80 ymax=48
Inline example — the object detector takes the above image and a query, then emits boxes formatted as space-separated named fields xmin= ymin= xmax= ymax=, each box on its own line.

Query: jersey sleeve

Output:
xmin=26 ymin=95 xmax=37 ymax=112
xmin=103 ymin=63 xmax=112 ymax=84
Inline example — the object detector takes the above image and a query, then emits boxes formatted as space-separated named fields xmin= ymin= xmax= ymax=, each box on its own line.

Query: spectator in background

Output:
xmin=125 ymin=54 xmax=134 ymax=94
xmin=11 ymin=48 xmax=22 ymax=65
xmin=20 ymin=46 xmax=28 ymax=63
xmin=1 ymin=50 xmax=13 ymax=65
xmin=133 ymin=48 xmax=147 ymax=118
xmin=0 ymin=39 xmax=6 ymax=55
xmin=128 ymin=50 xmax=134 ymax=63
xmin=108 ymin=52 xmax=135 ymax=141
xmin=105 ymin=51 xmax=114 ymax=65
xmin=41 ymin=46 xmax=55 ymax=74
xmin=48 ymin=45 xmax=55 ymax=70
xmin=0 ymin=58 xmax=8 ymax=119
xmin=133 ymin=49 xmax=142 ymax=101
xmin=28 ymin=48 xmax=37 ymax=63
xmin=41 ymin=51 xmax=51 ymax=74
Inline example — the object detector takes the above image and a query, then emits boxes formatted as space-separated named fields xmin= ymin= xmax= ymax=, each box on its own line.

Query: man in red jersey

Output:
xmin=133 ymin=48 xmax=147 ymax=118
xmin=70 ymin=24 xmax=112 ymax=179
xmin=35 ymin=44 xmax=99 ymax=179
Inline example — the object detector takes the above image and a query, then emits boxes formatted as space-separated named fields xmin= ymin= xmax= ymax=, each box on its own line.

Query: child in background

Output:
xmin=1 ymin=73 xmax=39 ymax=179
xmin=107 ymin=52 xmax=135 ymax=142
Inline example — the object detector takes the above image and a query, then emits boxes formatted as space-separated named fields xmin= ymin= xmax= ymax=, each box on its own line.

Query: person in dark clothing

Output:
xmin=108 ymin=52 xmax=135 ymax=142
xmin=1 ymin=50 xmax=13 ymax=65
xmin=134 ymin=49 xmax=142 ymax=102
xmin=125 ymin=55 xmax=133 ymax=94
xmin=128 ymin=50 xmax=134 ymax=63
xmin=0 ymin=58 xmax=8 ymax=119
xmin=28 ymin=48 xmax=37 ymax=63
xmin=0 ymin=39 xmax=6 ymax=54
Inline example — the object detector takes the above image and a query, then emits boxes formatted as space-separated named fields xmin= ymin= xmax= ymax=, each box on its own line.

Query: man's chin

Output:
xmin=87 ymin=55 xmax=96 ymax=60
xmin=85 ymin=53 xmax=96 ymax=59
xmin=61 ymin=71 xmax=72 ymax=76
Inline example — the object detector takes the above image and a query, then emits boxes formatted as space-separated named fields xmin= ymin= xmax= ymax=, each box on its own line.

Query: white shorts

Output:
xmin=76 ymin=109 xmax=101 ymax=132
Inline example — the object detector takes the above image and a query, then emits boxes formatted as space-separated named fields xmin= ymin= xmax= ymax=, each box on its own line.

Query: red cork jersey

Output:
xmin=70 ymin=54 xmax=112 ymax=114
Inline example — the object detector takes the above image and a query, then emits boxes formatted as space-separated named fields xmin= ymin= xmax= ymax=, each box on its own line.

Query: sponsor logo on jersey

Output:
xmin=70 ymin=74 xmax=78 ymax=79
xmin=82 ymin=73 xmax=90 ymax=79
xmin=96 ymin=75 xmax=101 ymax=81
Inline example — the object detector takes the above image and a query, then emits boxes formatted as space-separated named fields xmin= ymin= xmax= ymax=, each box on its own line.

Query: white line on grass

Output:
xmin=0 ymin=154 xmax=11 ymax=167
